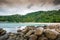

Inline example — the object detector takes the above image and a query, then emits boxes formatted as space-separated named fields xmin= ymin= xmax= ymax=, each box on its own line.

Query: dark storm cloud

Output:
xmin=54 ymin=0 xmax=60 ymax=5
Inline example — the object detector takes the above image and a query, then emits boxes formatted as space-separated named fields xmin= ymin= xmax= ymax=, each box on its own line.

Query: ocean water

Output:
xmin=0 ymin=23 xmax=45 ymax=33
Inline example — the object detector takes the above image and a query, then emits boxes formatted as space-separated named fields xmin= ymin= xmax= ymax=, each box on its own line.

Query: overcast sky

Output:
xmin=0 ymin=0 xmax=60 ymax=16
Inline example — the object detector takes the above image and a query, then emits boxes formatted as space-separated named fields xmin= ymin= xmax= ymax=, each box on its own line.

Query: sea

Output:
xmin=0 ymin=23 xmax=45 ymax=33
xmin=0 ymin=23 xmax=59 ymax=33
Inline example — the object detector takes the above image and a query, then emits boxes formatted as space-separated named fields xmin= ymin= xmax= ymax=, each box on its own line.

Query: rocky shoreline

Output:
xmin=0 ymin=24 xmax=60 ymax=40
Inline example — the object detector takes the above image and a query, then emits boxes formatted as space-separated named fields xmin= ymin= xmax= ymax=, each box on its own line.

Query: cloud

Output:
xmin=54 ymin=0 xmax=60 ymax=5
xmin=0 ymin=0 xmax=60 ymax=15
xmin=0 ymin=0 xmax=60 ymax=6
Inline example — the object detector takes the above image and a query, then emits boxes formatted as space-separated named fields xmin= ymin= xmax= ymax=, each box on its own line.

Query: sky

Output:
xmin=0 ymin=0 xmax=60 ymax=16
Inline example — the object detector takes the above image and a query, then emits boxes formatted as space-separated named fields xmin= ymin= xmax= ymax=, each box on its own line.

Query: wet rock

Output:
xmin=34 ymin=27 xmax=44 ymax=36
xmin=0 ymin=28 xmax=6 ymax=36
xmin=29 ymin=35 xmax=37 ymax=40
xmin=44 ymin=29 xmax=59 ymax=39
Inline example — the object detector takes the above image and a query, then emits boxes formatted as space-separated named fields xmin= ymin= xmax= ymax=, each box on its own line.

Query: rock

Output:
xmin=0 ymin=34 xmax=9 ymax=40
xmin=22 ymin=27 xmax=30 ymax=34
xmin=1 ymin=30 xmax=6 ymax=35
xmin=17 ymin=29 xmax=22 ymax=32
xmin=25 ymin=30 xmax=35 ymax=37
xmin=46 ymin=25 xmax=60 ymax=29
xmin=44 ymin=29 xmax=59 ymax=39
xmin=27 ymin=26 xmax=36 ymax=30
xmin=17 ymin=29 xmax=24 ymax=37
xmin=0 ymin=28 xmax=3 ymax=31
xmin=17 ymin=32 xmax=24 ymax=37
xmin=46 ymin=25 xmax=55 ymax=29
xmin=0 ymin=28 xmax=6 ymax=36
xmin=16 ymin=36 xmax=24 ymax=40
xmin=34 ymin=27 xmax=44 ymax=36
xmin=7 ymin=33 xmax=17 ymax=40
xmin=38 ymin=36 xmax=48 ymax=40
xmin=56 ymin=29 xmax=60 ymax=33
xmin=56 ymin=34 xmax=60 ymax=40
xmin=22 ymin=26 xmax=36 ymax=34
xmin=29 ymin=35 xmax=37 ymax=40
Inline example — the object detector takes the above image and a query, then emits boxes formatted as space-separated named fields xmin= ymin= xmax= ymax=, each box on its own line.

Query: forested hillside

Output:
xmin=0 ymin=10 xmax=60 ymax=22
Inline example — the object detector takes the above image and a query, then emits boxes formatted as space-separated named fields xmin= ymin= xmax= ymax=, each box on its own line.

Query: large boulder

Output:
xmin=44 ymin=29 xmax=59 ymax=39
xmin=34 ymin=27 xmax=44 ymax=36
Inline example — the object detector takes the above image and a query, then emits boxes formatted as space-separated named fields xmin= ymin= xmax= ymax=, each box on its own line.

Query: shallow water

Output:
xmin=0 ymin=23 xmax=45 ymax=33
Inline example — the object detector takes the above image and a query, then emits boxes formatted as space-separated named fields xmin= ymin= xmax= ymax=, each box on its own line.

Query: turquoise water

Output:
xmin=0 ymin=23 xmax=45 ymax=33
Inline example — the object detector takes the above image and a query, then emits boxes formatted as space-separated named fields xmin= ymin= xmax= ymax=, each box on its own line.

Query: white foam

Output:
xmin=17 ymin=26 xmax=26 ymax=30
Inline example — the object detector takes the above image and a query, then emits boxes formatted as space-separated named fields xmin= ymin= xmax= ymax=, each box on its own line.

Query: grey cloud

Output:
xmin=0 ymin=0 xmax=60 ymax=6
xmin=54 ymin=0 xmax=60 ymax=5
xmin=0 ymin=0 xmax=60 ymax=10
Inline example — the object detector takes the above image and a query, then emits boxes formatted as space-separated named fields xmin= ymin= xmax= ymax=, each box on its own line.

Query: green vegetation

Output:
xmin=0 ymin=10 xmax=60 ymax=22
